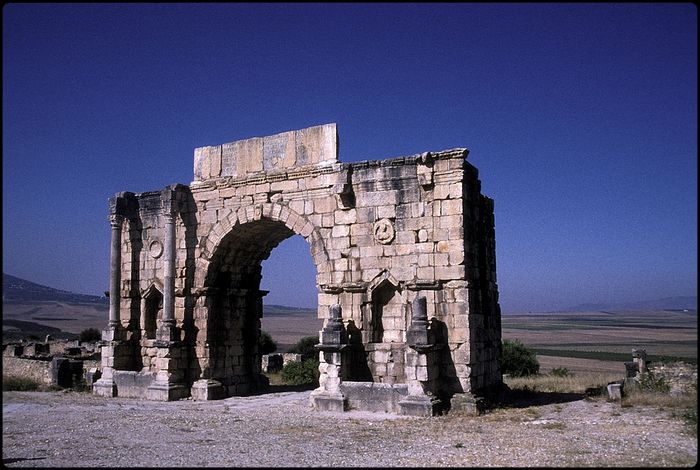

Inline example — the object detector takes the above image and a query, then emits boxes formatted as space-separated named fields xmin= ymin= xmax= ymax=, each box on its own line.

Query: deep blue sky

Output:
xmin=3 ymin=3 xmax=697 ymax=312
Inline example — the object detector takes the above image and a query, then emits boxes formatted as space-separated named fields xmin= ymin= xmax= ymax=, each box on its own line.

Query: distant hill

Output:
xmin=2 ymin=273 xmax=317 ymax=314
xmin=3 ymin=273 xmax=108 ymax=305
xmin=567 ymin=296 xmax=697 ymax=313
xmin=263 ymin=304 xmax=316 ymax=316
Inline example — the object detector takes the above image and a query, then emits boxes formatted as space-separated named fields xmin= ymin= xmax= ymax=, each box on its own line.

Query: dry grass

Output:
xmin=504 ymin=372 xmax=698 ymax=437
xmin=505 ymin=372 xmax=621 ymax=394
xmin=536 ymin=355 xmax=625 ymax=375
xmin=622 ymin=387 xmax=696 ymax=409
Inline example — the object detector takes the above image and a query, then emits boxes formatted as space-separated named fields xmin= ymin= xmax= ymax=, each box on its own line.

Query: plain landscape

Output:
xmin=2 ymin=274 xmax=697 ymax=467
xmin=4 ymin=273 xmax=695 ymax=373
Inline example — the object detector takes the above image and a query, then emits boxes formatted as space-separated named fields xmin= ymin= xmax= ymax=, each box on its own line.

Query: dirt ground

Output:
xmin=2 ymin=389 xmax=696 ymax=467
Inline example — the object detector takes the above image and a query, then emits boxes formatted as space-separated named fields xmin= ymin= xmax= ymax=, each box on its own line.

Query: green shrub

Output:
xmin=638 ymin=371 xmax=671 ymax=393
xmin=79 ymin=327 xmax=101 ymax=342
xmin=551 ymin=367 xmax=570 ymax=377
xmin=287 ymin=336 xmax=319 ymax=361
xmin=3 ymin=376 xmax=41 ymax=391
xmin=259 ymin=330 xmax=277 ymax=355
xmin=501 ymin=339 xmax=540 ymax=377
xmin=281 ymin=359 xmax=320 ymax=386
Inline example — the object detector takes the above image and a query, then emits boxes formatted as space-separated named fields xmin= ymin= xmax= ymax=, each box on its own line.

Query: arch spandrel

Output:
xmin=196 ymin=202 xmax=330 ymax=290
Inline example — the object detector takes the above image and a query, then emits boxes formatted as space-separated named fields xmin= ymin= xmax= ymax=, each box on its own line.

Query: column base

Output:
xmin=310 ymin=388 xmax=347 ymax=412
xmin=156 ymin=322 xmax=180 ymax=343
xmin=191 ymin=379 xmax=225 ymax=401
xmin=92 ymin=378 xmax=117 ymax=397
xmin=398 ymin=394 xmax=443 ymax=417
xmin=146 ymin=381 xmax=190 ymax=401
xmin=101 ymin=326 xmax=126 ymax=342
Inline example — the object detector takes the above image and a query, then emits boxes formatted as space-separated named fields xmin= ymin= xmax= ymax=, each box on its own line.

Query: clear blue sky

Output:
xmin=3 ymin=3 xmax=697 ymax=313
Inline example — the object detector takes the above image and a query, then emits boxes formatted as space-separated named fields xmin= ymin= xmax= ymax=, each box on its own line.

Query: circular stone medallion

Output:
xmin=149 ymin=240 xmax=164 ymax=258
xmin=373 ymin=218 xmax=395 ymax=245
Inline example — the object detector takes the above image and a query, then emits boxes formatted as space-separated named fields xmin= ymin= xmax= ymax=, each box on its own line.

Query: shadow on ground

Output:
xmin=264 ymin=383 xmax=317 ymax=393
xmin=498 ymin=389 xmax=587 ymax=408
xmin=4 ymin=457 xmax=47 ymax=465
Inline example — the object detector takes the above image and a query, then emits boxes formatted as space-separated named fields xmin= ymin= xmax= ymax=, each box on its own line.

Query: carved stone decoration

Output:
xmin=373 ymin=218 xmax=395 ymax=245
xmin=101 ymin=123 xmax=502 ymax=417
xmin=149 ymin=240 xmax=164 ymax=259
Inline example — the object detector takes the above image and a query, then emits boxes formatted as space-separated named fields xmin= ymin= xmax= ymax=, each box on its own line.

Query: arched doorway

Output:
xmin=195 ymin=214 xmax=324 ymax=398
xmin=259 ymin=234 xmax=322 ymax=385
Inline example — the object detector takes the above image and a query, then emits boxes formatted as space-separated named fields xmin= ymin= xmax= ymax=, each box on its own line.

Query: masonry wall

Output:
xmin=104 ymin=124 xmax=502 ymax=408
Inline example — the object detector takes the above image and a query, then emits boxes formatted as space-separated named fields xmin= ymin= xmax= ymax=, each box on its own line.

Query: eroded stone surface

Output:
xmin=99 ymin=123 xmax=503 ymax=415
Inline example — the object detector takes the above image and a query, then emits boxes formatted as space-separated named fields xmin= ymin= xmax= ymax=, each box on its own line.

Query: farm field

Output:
xmin=262 ymin=308 xmax=697 ymax=373
xmin=502 ymin=309 xmax=697 ymax=374
xmin=2 ymin=301 xmax=108 ymax=341
xmin=4 ymin=296 xmax=696 ymax=377
xmin=261 ymin=307 xmax=322 ymax=352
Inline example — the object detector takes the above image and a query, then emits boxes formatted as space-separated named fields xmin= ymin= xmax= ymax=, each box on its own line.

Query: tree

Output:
xmin=501 ymin=339 xmax=540 ymax=377
xmin=79 ymin=327 xmax=101 ymax=342
xmin=259 ymin=330 xmax=277 ymax=355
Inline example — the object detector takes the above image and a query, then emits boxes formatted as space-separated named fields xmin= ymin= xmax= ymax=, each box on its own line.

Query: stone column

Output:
xmin=93 ymin=213 xmax=125 ymax=398
xmin=191 ymin=288 xmax=225 ymax=400
xmin=108 ymin=214 xmax=124 ymax=328
xmin=162 ymin=211 xmax=176 ymax=326
xmin=156 ymin=199 xmax=179 ymax=343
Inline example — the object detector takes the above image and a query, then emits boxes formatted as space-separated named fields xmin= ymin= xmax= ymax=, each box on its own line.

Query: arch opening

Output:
xmin=201 ymin=217 xmax=320 ymax=396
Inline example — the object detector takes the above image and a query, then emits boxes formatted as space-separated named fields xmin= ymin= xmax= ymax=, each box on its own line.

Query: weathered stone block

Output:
xmin=103 ymin=125 xmax=501 ymax=415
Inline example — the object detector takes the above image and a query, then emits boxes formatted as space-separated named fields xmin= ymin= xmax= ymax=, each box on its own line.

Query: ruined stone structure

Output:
xmin=93 ymin=123 xmax=502 ymax=415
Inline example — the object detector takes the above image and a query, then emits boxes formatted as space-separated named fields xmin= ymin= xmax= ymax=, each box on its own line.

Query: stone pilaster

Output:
xmin=145 ymin=188 xmax=188 ymax=400
xmin=145 ymin=343 xmax=190 ymax=401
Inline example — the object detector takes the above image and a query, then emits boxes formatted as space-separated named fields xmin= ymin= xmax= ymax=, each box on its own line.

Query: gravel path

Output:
xmin=2 ymin=390 xmax=696 ymax=467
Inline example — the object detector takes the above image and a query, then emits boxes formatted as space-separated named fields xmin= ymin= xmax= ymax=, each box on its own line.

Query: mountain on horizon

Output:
xmin=4 ymin=272 xmax=695 ymax=315
xmin=2 ymin=273 xmax=108 ymax=305
xmin=567 ymin=296 xmax=697 ymax=312
xmin=2 ymin=273 xmax=313 ymax=313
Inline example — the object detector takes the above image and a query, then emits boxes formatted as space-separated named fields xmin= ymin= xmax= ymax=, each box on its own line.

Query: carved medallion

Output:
xmin=373 ymin=218 xmax=395 ymax=245
xmin=149 ymin=240 xmax=163 ymax=259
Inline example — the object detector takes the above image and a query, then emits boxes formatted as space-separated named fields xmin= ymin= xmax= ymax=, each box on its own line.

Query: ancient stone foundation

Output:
xmin=95 ymin=123 xmax=503 ymax=415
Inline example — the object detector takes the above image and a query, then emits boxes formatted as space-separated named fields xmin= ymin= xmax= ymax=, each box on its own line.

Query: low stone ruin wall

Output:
xmin=2 ymin=355 xmax=101 ymax=388
xmin=649 ymin=362 xmax=697 ymax=395
xmin=2 ymin=356 xmax=53 ymax=385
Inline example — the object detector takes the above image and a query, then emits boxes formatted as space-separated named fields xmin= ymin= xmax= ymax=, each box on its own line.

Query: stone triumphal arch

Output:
xmin=93 ymin=123 xmax=503 ymax=415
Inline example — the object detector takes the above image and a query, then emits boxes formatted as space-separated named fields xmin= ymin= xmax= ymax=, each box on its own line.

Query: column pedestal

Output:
xmin=93 ymin=377 xmax=118 ymax=397
xmin=310 ymin=389 xmax=347 ymax=412
xmin=191 ymin=379 xmax=225 ymax=401
xmin=310 ymin=305 xmax=348 ymax=412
